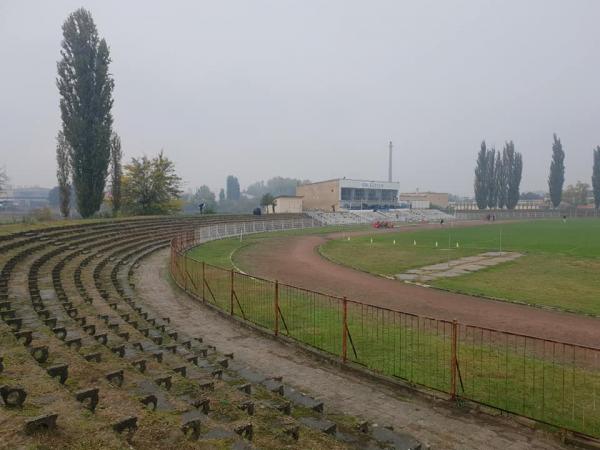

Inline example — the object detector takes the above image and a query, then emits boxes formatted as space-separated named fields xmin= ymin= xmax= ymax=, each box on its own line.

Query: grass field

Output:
xmin=320 ymin=219 xmax=600 ymax=316
xmin=177 ymin=233 xmax=600 ymax=438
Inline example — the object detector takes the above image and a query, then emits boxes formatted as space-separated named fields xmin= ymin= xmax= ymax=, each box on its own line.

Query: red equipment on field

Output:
xmin=372 ymin=221 xmax=394 ymax=229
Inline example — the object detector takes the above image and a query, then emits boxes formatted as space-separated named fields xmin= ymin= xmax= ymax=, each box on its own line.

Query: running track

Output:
xmin=235 ymin=228 xmax=600 ymax=347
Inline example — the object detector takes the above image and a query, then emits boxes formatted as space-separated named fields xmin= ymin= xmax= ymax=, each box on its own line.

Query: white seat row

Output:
xmin=306 ymin=209 xmax=454 ymax=225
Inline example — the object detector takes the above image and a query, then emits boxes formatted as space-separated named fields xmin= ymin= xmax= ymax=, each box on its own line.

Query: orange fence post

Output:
xmin=230 ymin=269 xmax=234 ymax=315
xmin=342 ymin=297 xmax=348 ymax=363
xmin=183 ymin=254 xmax=188 ymax=292
xmin=274 ymin=280 xmax=279 ymax=336
xmin=451 ymin=319 xmax=458 ymax=399
xmin=202 ymin=261 xmax=206 ymax=302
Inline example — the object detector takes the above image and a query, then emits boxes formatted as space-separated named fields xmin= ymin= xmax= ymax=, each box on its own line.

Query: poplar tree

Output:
xmin=486 ymin=147 xmax=497 ymax=209
xmin=226 ymin=175 xmax=241 ymax=201
xmin=593 ymin=146 xmax=600 ymax=209
xmin=110 ymin=132 xmax=122 ymax=214
xmin=0 ymin=168 xmax=7 ymax=193
xmin=474 ymin=141 xmax=488 ymax=209
xmin=55 ymin=131 xmax=71 ymax=218
xmin=57 ymin=8 xmax=114 ymax=217
xmin=506 ymin=143 xmax=522 ymax=210
xmin=548 ymin=134 xmax=565 ymax=208
xmin=496 ymin=150 xmax=507 ymax=209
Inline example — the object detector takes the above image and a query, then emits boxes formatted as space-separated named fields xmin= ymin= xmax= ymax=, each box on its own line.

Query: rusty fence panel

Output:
xmin=344 ymin=301 xmax=453 ymax=393
xmin=277 ymin=283 xmax=344 ymax=357
xmin=231 ymin=271 xmax=276 ymax=330
xmin=169 ymin=222 xmax=600 ymax=439
xmin=202 ymin=263 xmax=230 ymax=310
xmin=456 ymin=325 xmax=600 ymax=437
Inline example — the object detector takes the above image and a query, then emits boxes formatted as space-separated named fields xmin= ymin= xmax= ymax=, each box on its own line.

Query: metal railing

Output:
xmin=170 ymin=218 xmax=600 ymax=439
xmin=456 ymin=209 xmax=600 ymax=221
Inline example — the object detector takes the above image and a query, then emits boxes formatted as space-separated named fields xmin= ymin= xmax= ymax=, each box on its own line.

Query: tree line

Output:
xmin=50 ymin=9 xmax=600 ymax=218
xmin=183 ymin=176 xmax=307 ymax=214
xmin=55 ymin=10 xmax=301 ymax=219
xmin=474 ymin=140 xmax=522 ymax=209
xmin=51 ymin=10 xmax=311 ymax=219
xmin=475 ymin=135 xmax=600 ymax=209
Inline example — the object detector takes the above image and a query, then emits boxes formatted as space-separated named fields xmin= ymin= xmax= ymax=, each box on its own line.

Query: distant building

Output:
xmin=296 ymin=179 xmax=400 ymax=211
xmin=0 ymin=185 xmax=50 ymax=210
xmin=265 ymin=195 xmax=303 ymax=214
xmin=399 ymin=192 xmax=449 ymax=209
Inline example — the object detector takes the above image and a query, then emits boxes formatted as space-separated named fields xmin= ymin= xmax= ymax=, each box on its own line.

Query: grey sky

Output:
xmin=1 ymin=0 xmax=599 ymax=196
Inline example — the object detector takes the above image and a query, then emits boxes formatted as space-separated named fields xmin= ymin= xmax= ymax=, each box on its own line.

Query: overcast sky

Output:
xmin=1 ymin=0 xmax=599 ymax=196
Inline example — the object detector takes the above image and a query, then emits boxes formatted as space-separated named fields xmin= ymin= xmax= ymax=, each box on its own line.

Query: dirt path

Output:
xmin=136 ymin=250 xmax=568 ymax=450
xmin=234 ymin=234 xmax=600 ymax=347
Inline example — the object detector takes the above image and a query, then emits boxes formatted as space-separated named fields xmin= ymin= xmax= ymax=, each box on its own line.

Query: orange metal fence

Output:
xmin=170 ymin=226 xmax=600 ymax=439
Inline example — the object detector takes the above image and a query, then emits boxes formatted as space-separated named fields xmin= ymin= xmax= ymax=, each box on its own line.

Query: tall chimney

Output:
xmin=388 ymin=141 xmax=393 ymax=182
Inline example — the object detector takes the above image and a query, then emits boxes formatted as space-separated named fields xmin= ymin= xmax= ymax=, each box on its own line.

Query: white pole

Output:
xmin=448 ymin=229 xmax=451 ymax=268
xmin=499 ymin=228 xmax=502 ymax=253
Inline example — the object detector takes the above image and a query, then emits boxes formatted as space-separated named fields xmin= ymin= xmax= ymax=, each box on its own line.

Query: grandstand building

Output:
xmin=296 ymin=178 xmax=400 ymax=211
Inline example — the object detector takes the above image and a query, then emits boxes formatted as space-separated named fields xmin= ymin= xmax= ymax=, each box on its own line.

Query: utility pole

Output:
xmin=388 ymin=141 xmax=393 ymax=182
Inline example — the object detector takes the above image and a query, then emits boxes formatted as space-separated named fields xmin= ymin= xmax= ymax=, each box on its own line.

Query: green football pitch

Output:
xmin=320 ymin=218 xmax=600 ymax=316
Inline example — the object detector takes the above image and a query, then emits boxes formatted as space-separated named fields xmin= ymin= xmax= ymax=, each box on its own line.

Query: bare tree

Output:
xmin=56 ymin=131 xmax=71 ymax=218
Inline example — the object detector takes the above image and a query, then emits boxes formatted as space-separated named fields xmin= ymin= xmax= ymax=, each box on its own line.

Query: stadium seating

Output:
xmin=0 ymin=213 xmax=420 ymax=449
xmin=306 ymin=209 xmax=454 ymax=225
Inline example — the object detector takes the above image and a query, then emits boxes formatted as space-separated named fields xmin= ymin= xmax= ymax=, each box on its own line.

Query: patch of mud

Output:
xmin=395 ymin=252 xmax=522 ymax=283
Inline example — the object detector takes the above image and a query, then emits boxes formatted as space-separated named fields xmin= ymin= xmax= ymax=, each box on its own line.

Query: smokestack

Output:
xmin=388 ymin=141 xmax=393 ymax=182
